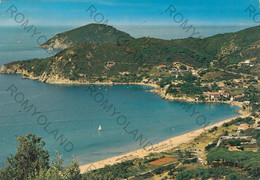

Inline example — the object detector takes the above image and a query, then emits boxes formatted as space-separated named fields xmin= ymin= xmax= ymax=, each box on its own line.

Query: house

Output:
xmin=251 ymin=139 xmax=257 ymax=144
xmin=107 ymin=61 xmax=115 ymax=67
xmin=119 ymin=71 xmax=130 ymax=75
xmin=201 ymin=83 xmax=213 ymax=88
xmin=173 ymin=62 xmax=180 ymax=65
xmin=219 ymin=90 xmax=229 ymax=97
xmin=240 ymin=60 xmax=254 ymax=67
xmin=238 ymin=123 xmax=250 ymax=131
xmin=243 ymin=101 xmax=251 ymax=106
xmin=243 ymin=60 xmax=251 ymax=63
xmin=203 ymin=92 xmax=220 ymax=99
xmin=157 ymin=65 xmax=167 ymax=70
xmin=198 ymin=157 xmax=205 ymax=165
xmin=142 ymin=78 xmax=149 ymax=83
xmin=171 ymin=87 xmax=181 ymax=90
xmin=234 ymin=94 xmax=245 ymax=99
xmin=218 ymin=90 xmax=225 ymax=93
xmin=233 ymin=79 xmax=242 ymax=83
xmin=228 ymin=146 xmax=240 ymax=151
xmin=191 ymin=70 xmax=198 ymax=76
xmin=203 ymin=90 xmax=229 ymax=99
xmin=169 ymin=68 xmax=178 ymax=73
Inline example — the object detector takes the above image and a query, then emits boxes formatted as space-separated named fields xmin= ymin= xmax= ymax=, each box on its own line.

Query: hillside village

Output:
xmin=113 ymin=60 xmax=259 ymax=118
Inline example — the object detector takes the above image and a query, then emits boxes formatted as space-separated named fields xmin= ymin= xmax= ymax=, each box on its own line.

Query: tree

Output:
xmin=1 ymin=134 xmax=50 ymax=179
xmin=159 ymin=78 xmax=171 ymax=88
xmin=223 ymin=131 xmax=228 ymax=136
xmin=227 ymin=173 xmax=238 ymax=180
xmin=0 ymin=134 xmax=81 ymax=180
xmin=36 ymin=152 xmax=81 ymax=180
xmin=179 ymin=65 xmax=187 ymax=70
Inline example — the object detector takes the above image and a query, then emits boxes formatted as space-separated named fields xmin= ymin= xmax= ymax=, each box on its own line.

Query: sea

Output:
xmin=0 ymin=25 xmax=246 ymax=167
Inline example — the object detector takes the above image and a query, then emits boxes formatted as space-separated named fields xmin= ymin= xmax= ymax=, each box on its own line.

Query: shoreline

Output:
xmin=79 ymin=112 xmax=249 ymax=173
xmin=0 ymin=68 xmax=158 ymax=89
xmin=0 ymin=70 xmax=245 ymax=105
xmin=1 ymin=71 xmax=248 ymax=173
xmin=0 ymin=70 xmax=245 ymax=107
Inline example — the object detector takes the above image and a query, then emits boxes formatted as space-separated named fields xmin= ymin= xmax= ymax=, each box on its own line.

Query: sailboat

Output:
xmin=98 ymin=125 xmax=102 ymax=131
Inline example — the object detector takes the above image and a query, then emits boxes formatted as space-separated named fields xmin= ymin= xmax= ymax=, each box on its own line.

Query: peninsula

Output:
xmin=1 ymin=24 xmax=259 ymax=107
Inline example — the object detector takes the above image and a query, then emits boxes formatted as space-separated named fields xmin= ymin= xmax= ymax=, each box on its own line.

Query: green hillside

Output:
xmin=40 ymin=23 xmax=134 ymax=50
xmin=3 ymin=37 xmax=214 ymax=81
xmin=2 ymin=24 xmax=260 ymax=83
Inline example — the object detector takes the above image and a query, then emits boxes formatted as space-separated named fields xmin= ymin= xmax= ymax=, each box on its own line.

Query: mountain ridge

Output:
xmin=1 ymin=24 xmax=259 ymax=85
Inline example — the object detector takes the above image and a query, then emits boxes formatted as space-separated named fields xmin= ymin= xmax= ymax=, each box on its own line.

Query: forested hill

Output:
xmin=40 ymin=23 xmax=134 ymax=50
xmin=1 ymin=24 xmax=259 ymax=83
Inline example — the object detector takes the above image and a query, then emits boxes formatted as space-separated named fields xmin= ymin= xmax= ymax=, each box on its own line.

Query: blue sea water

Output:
xmin=0 ymin=25 xmax=243 ymax=167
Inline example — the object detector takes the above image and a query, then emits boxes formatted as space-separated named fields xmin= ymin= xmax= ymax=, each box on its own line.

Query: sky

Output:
xmin=0 ymin=0 xmax=259 ymax=26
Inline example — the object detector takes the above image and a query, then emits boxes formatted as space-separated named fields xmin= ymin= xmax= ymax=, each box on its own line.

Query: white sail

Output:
xmin=98 ymin=125 xmax=102 ymax=131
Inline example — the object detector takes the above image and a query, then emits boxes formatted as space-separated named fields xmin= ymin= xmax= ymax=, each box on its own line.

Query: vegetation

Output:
xmin=41 ymin=24 xmax=134 ymax=49
xmin=207 ymin=148 xmax=260 ymax=177
xmin=0 ymin=134 xmax=80 ymax=180
xmin=205 ymin=142 xmax=217 ymax=151
xmin=222 ymin=117 xmax=255 ymax=127
xmin=3 ymin=24 xmax=260 ymax=83
xmin=1 ymin=24 xmax=260 ymax=179
xmin=175 ymin=168 xmax=247 ymax=180
xmin=82 ymin=160 xmax=140 ymax=180
xmin=1 ymin=116 xmax=259 ymax=179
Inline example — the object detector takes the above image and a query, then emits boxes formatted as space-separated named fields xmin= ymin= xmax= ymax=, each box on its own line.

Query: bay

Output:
xmin=0 ymin=25 xmax=241 ymax=167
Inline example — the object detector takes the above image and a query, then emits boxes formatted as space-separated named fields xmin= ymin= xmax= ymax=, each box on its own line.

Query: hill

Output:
xmin=1 ymin=24 xmax=260 ymax=84
xmin=40 ymin=23 xmax=134 ymax=50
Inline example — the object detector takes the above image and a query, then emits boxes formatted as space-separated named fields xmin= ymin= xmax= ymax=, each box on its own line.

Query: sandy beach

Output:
xmin=80 ymin=112 xmax=249 ymax=173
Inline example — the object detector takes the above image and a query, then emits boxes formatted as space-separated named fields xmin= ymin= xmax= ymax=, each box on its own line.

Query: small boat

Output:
xmin=98 ymin=125 xmax=102 ymax=131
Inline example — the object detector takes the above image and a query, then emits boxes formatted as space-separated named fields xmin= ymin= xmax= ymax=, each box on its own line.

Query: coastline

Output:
xmin=0 ymin=69 xmax=245 ymax=107
xmin=0 ymin=66 xmax=158 ymax=89
xmin=79 ymin=112 xmax=249 ymax=173
xmin=1 ymin=70 xmax=248 ymax=173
